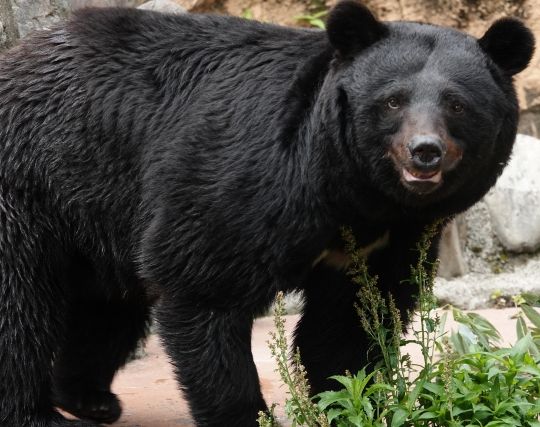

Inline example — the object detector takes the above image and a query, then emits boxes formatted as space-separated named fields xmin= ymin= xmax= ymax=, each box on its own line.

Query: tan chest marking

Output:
xmin=312 ymin=231 xmax=390 ymax=271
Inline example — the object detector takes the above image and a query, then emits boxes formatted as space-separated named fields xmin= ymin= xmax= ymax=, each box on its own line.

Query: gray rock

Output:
xmin=168 ymin=0 xmax=210 ymax=12
xmin=438 ymin=218 xmax=468 ymax=278
xmin=70 ymin=0 xmax=145 ymax=8
xmin=461 ymin=200 xmax=506 ymax=274
xmin=484 ymin=134 xmax=540 ymax=253
xmin=441 ymin=134 xmax=540 ymax=276
xmin=0 ymin=0 xmax=19 ymax=51
xmin=435 ymin=255 xmax=540 ymax=309
xmin=0 ymin=20 xmax=5 ymax=48
xmin=138 ymin=0 xmax=186 ymax=13
xmin=437 ymin=200 xmax=506 ymax=277
xmin=11 ymin=0 xmax=69 ymax=38
xmin=518 ymin=109 xmax=540 ymax=139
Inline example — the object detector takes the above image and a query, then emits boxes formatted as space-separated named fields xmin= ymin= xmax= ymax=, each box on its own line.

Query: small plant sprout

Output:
xmin=242 ymin=8 xmax=254 ymax=20
xmin=261 ymin=292 xmax=329 ymax=426
xmin=295 ymin=10 xmax=328 ymax=29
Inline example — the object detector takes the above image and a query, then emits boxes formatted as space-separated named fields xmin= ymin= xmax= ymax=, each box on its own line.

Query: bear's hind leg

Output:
xmin=52 ymin=274 xmax=150 ymax=425
xmin=0 ymin=195 xmax=93 ymax=426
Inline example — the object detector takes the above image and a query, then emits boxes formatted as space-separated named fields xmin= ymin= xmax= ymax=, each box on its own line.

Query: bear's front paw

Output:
xmin=50 ymin=418 xmax=100 ymax=427
xmin=53 ymin=390 xmax=122 ymax=425
xmin=21 ymin=412 xmax=100 ymax=427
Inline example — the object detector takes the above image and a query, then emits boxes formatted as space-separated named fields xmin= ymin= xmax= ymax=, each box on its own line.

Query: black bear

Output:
xmin=0 ymin=1 xmax=534 ymax=426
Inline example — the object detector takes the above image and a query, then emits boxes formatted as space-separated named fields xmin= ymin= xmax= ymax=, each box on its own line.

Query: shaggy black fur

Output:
xmin=0 ymin=2 xmax=534 ymax=426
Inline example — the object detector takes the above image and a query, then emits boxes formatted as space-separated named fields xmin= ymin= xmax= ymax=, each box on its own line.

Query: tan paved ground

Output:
xmin=109 ymin=308 xmax=522 ymax=427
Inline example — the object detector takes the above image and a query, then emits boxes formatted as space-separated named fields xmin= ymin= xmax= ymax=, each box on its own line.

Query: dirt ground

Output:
xmin=103 ymin=308 xmax=522 ymax=426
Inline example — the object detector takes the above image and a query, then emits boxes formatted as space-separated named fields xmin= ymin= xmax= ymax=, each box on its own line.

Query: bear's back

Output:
xmin=0 ymin=8 xmax=328 ymax=244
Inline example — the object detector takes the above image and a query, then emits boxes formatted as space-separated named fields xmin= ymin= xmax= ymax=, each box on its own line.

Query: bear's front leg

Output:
xmin=156 ymin=296 xmax=267 ymax=427
xmin=295 ymin=222 xmax=442 ymax=395
xmin=294 ymin=263 xmax=372 ymax=395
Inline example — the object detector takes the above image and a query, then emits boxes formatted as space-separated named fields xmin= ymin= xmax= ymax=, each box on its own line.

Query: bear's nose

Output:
xmin=408 ymin=135 xmax=443 ymax=171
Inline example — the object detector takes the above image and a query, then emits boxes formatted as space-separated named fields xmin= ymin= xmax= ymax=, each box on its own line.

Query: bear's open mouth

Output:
xmin=402 ymin=168 xmax=442 ymax=184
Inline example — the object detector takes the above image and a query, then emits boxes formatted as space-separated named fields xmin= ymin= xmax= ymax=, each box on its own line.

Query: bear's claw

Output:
xmin=54 ymin=390 xmax=122 ymax=424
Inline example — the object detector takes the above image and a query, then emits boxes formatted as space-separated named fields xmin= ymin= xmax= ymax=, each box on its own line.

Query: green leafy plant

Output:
xmin=259 ymin=225 xmax=540 ymax=426
xmin=241 ymin=8 xmax=254 ymax=20
xmin=316 ymin=369 xmax=392 ymax=426
xmin=418 ymin=308 xmax=540 ymax=426
xmin=295 ymin=10 xmax=327 ymax=29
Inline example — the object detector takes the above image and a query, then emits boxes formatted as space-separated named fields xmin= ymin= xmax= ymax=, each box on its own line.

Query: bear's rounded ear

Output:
xmin=479 ymin=18 xmax=535 ymax=76
xmin=326 ymin=1 xmax=387 ymax=58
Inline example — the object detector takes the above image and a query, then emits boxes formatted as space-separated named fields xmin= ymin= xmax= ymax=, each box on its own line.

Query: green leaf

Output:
xmin=417 ymin=411 xmax=438 ymax=420
xmin=521 ymin=293 xmax=540 ymax=306
xmin=488 ymin=375 xmax=501 ymax=404
xmin=391 ymin=408 xmax=408 ymax=427
xmin=453 ymin=310 xmax=501 ymax=349
xmin=511 ymin=333 xmax=533 ymax=359
xmin=438 ymin=311 xmax=448 ymax=335
xmin=424 ymin=317 xmax=436 ymax=333
xmin=348 ymin=414 xmax=366 ymax=427
xmin=405 ymin=381 xmax=426 ymax=411
xmin=423 ymin=382 xmax=445 ymax=395
xmin=452 ymin=329 xmax=473 ymax=354
xmin=518 ymin=364 xmax=540 ymax=377
xmin=522 ymin=305 xmax=540 ymax=329
xmin=528 ymin=338 xmax=540 ymax=358
xmin=361 ymin=398 xmax=374 ymax=419
xmin=517 ymin=316 xmax=529 ymax=340
xmin=326 ymin=408 xmax=343 ymax=424
xmin=451 ymin=406 xmax=471 ymax=417
xmin=316 ymin=390 xmax=351 ymax=411
xmin=488 ymin=365 xmax=502 ymax=380
xmin=310 ymin=19 xmax=326 ymax=29
xmin=329 ymin=375 xmax=353 ymax=392
xmin=364 ymin=382 xmax=393 ymax=397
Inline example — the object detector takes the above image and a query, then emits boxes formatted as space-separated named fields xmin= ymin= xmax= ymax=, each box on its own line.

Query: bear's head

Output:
xmin=325 ymin=1 xmax=534 ymax=213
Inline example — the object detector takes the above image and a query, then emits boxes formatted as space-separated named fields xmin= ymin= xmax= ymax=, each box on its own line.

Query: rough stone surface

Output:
xmin=11 ymin=0 xmax=69 ymax=38
xmin=174 ymin=0 xmax=214 ymax=12
xmin=439 ymin=135 xmax=540 ymax=276
xmin=70 ymin=0 xmax=145 ymax=8
xmin=224 ymin=0 xmax=306 ymax=27
xmin=519 ymin=108 xmax=540 ymax=138
xmin=436 ymin=201 xmax=505 ymax=277
xmin=461 ymin=201 xmax=505 ymax=274
xmin=139 ymin=0 xmax=212 ymax=12
xmin=0 ymin=20 xmax=5 ymax=48
xmin=138 ymin=0 xmax=186 ymax=13
xmin=515 ymin=1 xmax=540 ymax=139
xmin=484 ymin=134 xmax=540 ymax=253
xmin=0 ymin=0 xmax=19 ymax=51
xmin=438 ymin=218 xmax=468 ymax=278
xmin=435 ymin=255 xmax=540 ymax=309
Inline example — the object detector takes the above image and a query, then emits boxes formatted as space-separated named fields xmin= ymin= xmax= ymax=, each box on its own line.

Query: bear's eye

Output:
xmin=451 ymin=101 xmax=464 ymax=114
xmin=386 ymin=97 xmax=400 ymax=110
